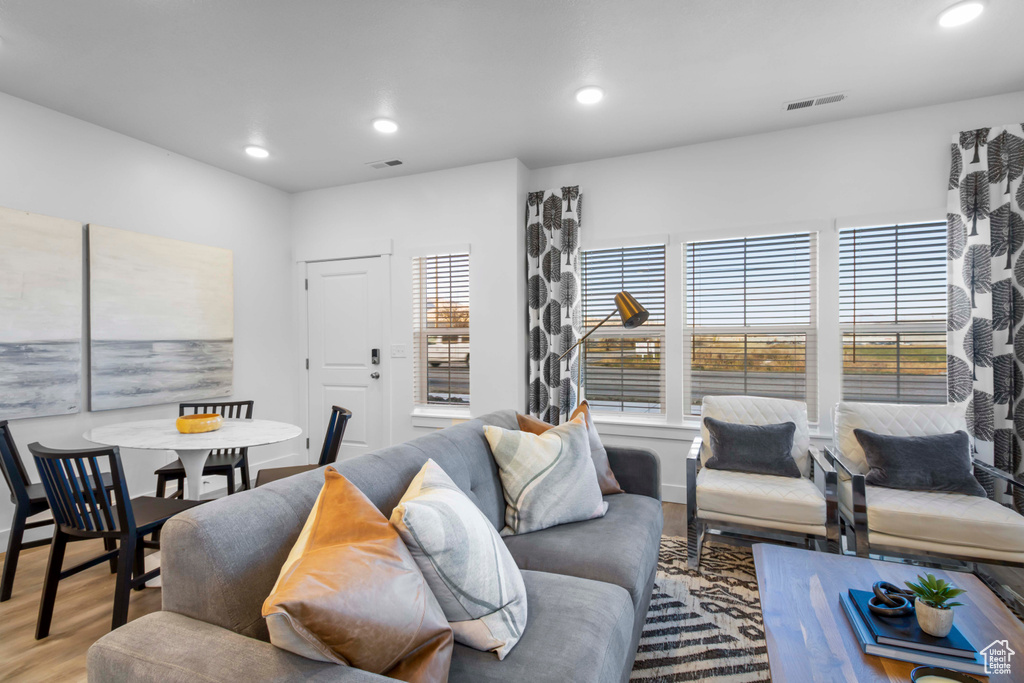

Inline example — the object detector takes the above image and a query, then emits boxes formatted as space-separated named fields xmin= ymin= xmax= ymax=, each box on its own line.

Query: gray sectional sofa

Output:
xmin=87 ymin=410 xmax=664 ymax=683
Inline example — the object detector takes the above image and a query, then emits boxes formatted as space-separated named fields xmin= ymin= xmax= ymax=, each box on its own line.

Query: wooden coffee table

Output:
xmin=753 ymin=543 xmax=1023 ymax=681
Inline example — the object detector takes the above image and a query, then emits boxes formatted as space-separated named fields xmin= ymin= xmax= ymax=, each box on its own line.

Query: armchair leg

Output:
xmin=687 ymin=514 xmax=704 ymax=570
xmin=825 ymin=504 xmax=841 ymax=555
xmin=853 ymin=525 xmax=869 ymax=558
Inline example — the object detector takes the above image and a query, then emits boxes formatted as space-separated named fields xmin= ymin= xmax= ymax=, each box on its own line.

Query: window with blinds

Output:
xmin=839 ymin=222 xmax=946 ymax=404
xmin=412 ymin=253 xmax=470 ymax=406
xmin=686 ymin=232 xmax=818 ymax=419
xmin=581 ymin=245 xmax=666 ymax=414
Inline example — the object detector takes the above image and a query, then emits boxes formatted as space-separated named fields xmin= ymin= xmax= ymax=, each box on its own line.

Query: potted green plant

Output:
xmin=905 ymin=573 xmax=965 ymax=637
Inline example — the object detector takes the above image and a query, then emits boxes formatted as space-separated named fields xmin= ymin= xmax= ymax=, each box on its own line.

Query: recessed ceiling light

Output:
xmin=938 ymin=1 xmax=984 ymax=27
xmin=575 ymin=86 xmax=604 ymax=105
xmin=244 ymin=145 xmax=269 ymax=159
xmin=373 ymin=118 xmax=399 ymax=134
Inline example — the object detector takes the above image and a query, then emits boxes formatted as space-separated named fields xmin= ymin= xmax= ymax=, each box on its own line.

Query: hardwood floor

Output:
xmin=0 ymin=538 xmax=161 ymax=682
xmin=0 ymin=502 xmax=688 ymax=682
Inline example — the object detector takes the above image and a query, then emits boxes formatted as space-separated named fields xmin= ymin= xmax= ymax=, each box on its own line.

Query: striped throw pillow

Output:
xmin=391 ymin=459 xmax=528 ymax=659
xmin=483 ymin=413 xmax=608 ymax=536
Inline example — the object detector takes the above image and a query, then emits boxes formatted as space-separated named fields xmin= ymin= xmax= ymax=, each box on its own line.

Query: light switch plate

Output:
xmin=391 ymin=344 xmax=407 ymax=358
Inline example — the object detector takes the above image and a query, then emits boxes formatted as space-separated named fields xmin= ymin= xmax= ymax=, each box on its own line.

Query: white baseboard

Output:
xmin=661 ymin=483 xmax=687 ymax=504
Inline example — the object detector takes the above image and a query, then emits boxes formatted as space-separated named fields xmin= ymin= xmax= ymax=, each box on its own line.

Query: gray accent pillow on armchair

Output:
xmin=703 ymin=417 xmax=800 ymax=478
xmin=853 ymin=429 xmax=986 ymax=497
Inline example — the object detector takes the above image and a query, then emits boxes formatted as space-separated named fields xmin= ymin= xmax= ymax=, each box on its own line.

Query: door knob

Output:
xmin=370 ymin=372 xmax=380 ymax=379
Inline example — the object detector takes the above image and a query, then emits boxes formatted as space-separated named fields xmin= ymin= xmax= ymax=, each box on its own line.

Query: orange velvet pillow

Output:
xmin=262 ymin=467 xmax=453 ymax=682
xmin=517 ymin=400 xmax=624 ymax=495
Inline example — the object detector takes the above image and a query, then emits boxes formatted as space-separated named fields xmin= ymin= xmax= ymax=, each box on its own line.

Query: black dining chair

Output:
xmin=155 ymin=400 xmax=254 ymax=498
xmin=255 ymin=406 xmax=352 ymax=487
xmin=29 ymin=441 xmax=202 ymax=638
xmin=1 ymin=421 xmax=117 ymax=602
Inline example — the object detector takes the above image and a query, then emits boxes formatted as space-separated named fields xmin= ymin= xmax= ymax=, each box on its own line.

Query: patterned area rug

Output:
xmin=630 ymin=536 xmax=770 ymax=682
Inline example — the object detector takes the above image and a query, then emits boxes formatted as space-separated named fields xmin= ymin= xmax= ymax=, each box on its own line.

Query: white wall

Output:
xmin=293 ymin=89 xmax=1024 ymax=504
xmin=0 ymin=91 xmax=297 ymax=548
xmin=528 ymin=89 xmax=1024 ymax=501
xmin=290 ymin=158 xmax=527 ymax=446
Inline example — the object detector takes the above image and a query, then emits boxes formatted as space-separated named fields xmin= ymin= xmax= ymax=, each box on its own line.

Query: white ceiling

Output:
xmin=0 ymin=1 xmax=1022 ymax=193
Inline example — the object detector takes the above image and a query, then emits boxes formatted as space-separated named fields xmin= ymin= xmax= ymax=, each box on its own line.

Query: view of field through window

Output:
xmin=687 ymin=232 xmax=818 ymax=418
xmin=581 ymin=245 xmax=666 ymax=413
xmin=840 ymin=222 xmax=947 ymax=404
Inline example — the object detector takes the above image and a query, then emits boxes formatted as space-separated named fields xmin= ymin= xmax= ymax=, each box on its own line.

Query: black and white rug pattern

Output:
xmin=631 ymin=537 xmax=770 ymax=682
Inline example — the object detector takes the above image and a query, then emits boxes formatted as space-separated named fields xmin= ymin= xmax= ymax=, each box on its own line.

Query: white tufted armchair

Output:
xmin=826 ymin=402 xmax=1024 ymax=568
xmin=687 ymin=396 xmax=839 ymax=569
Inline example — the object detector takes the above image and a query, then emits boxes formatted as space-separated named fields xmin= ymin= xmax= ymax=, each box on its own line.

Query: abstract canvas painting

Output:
xmin=89 ymin=225 xmax=233 ymax=410
xmin=0 ymin=207 xmax=83 ymax=419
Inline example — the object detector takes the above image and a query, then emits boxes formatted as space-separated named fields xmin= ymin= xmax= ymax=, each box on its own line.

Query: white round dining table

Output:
xmin=84 ymin=418 xmax=303 ymax=500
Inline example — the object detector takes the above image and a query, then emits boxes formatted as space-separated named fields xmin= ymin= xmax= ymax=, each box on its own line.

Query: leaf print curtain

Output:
xmin=526 ymin=186 xmax=582 ymax=423
xmin=947 ymin=124 xmax=1024 ymax=512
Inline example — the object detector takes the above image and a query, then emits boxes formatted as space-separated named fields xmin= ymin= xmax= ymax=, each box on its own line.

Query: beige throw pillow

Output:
xmin=484 ymin=414 xmax=608 ymax=536
xmin=391 ymin=459 xmax=528 ymax=659
xmin=516 ymin=400 xmax=624 ymax=495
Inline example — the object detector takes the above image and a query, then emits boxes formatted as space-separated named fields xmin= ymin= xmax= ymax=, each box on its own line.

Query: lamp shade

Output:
xmin=614 ymin=291 xmax=649 ymax=329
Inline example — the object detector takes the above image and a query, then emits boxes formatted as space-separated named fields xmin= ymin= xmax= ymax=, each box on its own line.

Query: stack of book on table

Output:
xmin=840 ymin=589 xmax=985 ymax=676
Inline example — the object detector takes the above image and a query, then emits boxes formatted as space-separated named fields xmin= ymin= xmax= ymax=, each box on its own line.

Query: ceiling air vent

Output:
xmin=783 ymin=92 xmax=847 ymax=112
xmin=365 ymin=159 xmax=404 ymax=170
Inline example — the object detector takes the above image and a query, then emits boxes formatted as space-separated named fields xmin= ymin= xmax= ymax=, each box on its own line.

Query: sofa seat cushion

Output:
xmin=449 ymin=570 xmax=633 ymax=683
xmin=500 ymin=493 xmax=662 ymax=608
xmin=862 ymin=486 xmax=1024 ymax=553
xmin=696 ymin=467 xmax=826 ymax=526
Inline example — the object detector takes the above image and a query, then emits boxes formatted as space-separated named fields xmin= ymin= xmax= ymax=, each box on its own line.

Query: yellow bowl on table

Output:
xmin=176 ymin=414 xmax=224 ymax=434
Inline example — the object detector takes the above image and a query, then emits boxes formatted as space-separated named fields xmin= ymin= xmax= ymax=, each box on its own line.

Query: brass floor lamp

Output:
xmin=558 ymin=291 xmax=649 ymax=409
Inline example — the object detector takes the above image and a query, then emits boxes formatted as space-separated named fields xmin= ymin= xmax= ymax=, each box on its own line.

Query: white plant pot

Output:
xmin=915 ymin=598 xmax=954 ymax=638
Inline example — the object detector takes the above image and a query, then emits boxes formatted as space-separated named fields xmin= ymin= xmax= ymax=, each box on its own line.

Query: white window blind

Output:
xmin=686 ymin=232 xmax=818 ymax=420
xmin=581 ymin=245 xmax=666 ymax=414
xmin=412 ymin=253 xmax=470 ymax=406
xmin=839 ymin=222 xmax=946 ymax=403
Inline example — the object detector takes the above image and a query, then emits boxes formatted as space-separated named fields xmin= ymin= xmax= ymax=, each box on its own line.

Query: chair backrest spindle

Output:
xmin=29 ymin=443 xmax=131 ymax=538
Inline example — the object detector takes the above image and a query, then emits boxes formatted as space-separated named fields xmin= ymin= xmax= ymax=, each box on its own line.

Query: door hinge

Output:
xmin=304 ymin=278 xmax=308 ymax=290
xmin=306 ymin=438 xmax=310 ymax=449
xmin=305 ymin=358 xmax=309 ymax=370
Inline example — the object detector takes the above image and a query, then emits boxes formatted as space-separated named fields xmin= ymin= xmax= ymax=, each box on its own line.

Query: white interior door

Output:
xmin=306 ymin=257 xmax=387 ymax=462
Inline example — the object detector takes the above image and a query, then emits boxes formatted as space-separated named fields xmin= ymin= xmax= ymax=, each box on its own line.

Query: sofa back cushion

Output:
xmin=161 ymin=411 xmax=518 ymax=641
xmin=833 ymin=402 xmax=967 ymax=475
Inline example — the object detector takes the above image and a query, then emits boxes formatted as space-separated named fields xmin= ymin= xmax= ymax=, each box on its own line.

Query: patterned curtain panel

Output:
xmin=526 ymin=186 xmax=582 ymax=423
xmin=947 ymin=124 xmax=1024 ymax=512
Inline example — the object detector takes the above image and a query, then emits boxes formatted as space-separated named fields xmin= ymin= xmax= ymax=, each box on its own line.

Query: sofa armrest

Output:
xmin=88 ymin=611 xmax=390 ymax=683
xmin=605 ymin=446 xmax=661 ymax=500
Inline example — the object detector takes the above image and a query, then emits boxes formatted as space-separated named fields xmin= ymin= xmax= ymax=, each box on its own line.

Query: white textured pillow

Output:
xmin=391 ymin=459 xmax=528 ymax=660
xmin=483 ymin=413 xmax=608 ymax=536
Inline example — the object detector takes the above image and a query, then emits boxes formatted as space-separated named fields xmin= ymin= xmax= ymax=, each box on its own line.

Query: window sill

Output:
xmin=411 ymin=406 xmax=472 ymax=429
